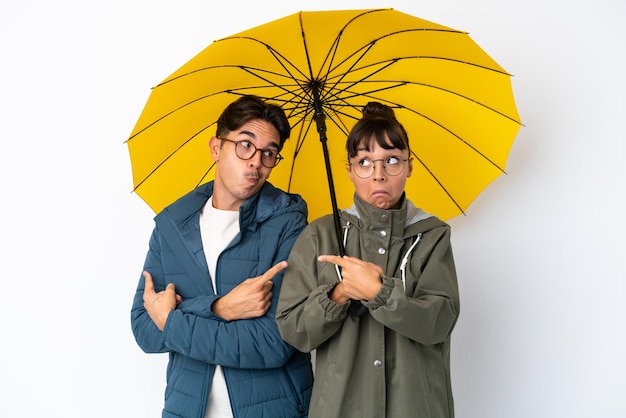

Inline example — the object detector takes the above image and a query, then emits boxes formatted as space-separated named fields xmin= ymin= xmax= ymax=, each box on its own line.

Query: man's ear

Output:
xmin=209 ymin=137 xmax=221 ymax=160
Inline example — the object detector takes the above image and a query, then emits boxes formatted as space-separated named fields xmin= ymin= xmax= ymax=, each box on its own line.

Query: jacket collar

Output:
xmin=155 ymin=181 xmax=306 ymax=231
xmin=344 ymin=192 xmax=432 ymax=223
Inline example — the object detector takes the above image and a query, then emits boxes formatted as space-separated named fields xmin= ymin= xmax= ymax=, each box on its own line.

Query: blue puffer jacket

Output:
xmin=131 ymin=181 xmax=313 ymax=418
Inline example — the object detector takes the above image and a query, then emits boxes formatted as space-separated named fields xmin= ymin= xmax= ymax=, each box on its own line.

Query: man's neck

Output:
xmin=211 ymin=187 xmax=244 ymax=212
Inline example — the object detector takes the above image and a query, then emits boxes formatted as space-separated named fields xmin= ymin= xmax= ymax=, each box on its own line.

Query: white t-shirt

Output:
xmin=199 ymin=196 xmax=239 ymax=418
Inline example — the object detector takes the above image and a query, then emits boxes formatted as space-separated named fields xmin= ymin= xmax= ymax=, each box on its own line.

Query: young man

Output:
xmin=131 ymin=95 xmax=312 ymax=418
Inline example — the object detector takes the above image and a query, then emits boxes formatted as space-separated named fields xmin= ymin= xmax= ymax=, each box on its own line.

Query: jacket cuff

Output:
xmin=318 ymin=283 xmax=350 ymax=317
xmin=362 ymin=275 xmax=394 ymax=311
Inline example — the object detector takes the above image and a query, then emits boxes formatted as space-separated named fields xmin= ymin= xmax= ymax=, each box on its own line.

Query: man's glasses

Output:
xmin=349 ymin=156 xmax=408 ymax=179
xmin=219 ymin=137 xmax=283 ymax=168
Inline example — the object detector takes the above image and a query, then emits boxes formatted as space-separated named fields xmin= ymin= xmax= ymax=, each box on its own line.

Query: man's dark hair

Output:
xmin=216 ymin=95 xmax=291 ymax=151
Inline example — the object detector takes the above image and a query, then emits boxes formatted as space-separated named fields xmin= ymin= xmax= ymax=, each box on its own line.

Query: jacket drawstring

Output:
xmin=400 ymin=233 xmax=422 ymax=290
xmin=335 ymin=221 xmax=351 ymax=281
xmin=334 ymin=222 xmax=422 ymax=290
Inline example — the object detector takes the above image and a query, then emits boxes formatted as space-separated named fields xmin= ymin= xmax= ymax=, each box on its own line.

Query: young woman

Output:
xmin=277 ymin=102 xmax=460 ymax=418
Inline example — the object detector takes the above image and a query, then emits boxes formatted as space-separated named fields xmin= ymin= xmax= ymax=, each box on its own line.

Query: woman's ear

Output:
xmin=346 ymin=162 xmax=355 ymax=183
xmin=406 ymin=157 xmax=413 ymax=178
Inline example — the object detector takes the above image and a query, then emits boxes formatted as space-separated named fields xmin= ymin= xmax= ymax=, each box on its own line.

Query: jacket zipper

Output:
xmin=283 ymin=368 xmax=306 ymax=416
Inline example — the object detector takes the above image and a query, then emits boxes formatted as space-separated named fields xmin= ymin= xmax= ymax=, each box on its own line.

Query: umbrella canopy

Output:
xmin=127 ymin=8 xmax=521 ymax=226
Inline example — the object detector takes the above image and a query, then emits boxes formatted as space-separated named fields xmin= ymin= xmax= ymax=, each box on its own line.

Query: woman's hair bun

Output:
xmin=362 ymin=101 xmax=396 ymax=119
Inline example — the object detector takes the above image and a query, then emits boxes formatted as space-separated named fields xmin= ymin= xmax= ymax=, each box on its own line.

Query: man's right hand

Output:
xmin=212 ymin=261 xmax=287 ymax=321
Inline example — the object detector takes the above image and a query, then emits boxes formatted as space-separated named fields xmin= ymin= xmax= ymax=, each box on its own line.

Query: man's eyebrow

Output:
xmin=237 ymin=130 xmax=280 ymax=149
xmin=238 ymin=130 xmax=256 ymax=139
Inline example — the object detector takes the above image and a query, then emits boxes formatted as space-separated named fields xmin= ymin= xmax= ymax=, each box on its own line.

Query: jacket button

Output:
xmin=378 ymin=248 xmax=386 ymax=255
xmin=381 ymin=215 xmax=389 ymax=222
xmin=380 ymin=230 xmax=387 ymax=237
xmin=373 ymin=360 xmax=382 ymax=368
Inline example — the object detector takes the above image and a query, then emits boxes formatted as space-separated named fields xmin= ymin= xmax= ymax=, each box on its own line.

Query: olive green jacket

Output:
xmin=277 ymin=194 xmax=460 ymax=418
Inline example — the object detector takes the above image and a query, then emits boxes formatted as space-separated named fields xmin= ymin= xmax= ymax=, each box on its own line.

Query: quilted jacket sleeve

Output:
xmin=132 ymin=210 xmax=308 ymax=369
xmin=130 ymin=227 xmax=169 ymax=353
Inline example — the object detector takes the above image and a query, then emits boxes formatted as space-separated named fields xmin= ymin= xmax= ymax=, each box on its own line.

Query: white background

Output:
xmin=1 ymin=0 xmax=625 ymax=417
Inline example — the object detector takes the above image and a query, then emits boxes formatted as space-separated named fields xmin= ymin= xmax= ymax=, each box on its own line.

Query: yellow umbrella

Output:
xmin=127 ymin=8 xmax=521 ymax=238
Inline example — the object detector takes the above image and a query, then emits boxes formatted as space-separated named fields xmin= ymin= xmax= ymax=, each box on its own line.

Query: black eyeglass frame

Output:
xmin=218 ymin=137 xmax=284 ymax=168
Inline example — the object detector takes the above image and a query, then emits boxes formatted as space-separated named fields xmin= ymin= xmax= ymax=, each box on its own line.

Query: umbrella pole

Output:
xmin=312 ymin=88 xmax=345 ymax=257
xmin=312 ymin=87 xmax=366 ymax=317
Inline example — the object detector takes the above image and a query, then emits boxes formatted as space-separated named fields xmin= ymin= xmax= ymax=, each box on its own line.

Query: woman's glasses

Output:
xmin=349 ymin=156 xmax=408 ymax=179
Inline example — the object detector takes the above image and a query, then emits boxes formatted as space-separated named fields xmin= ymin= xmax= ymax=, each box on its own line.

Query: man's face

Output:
xmin=209 ymin=119 xmax=281 ymax=210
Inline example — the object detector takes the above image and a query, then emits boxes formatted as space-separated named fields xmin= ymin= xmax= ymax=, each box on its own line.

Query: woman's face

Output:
xmin=347 ymin=136 xmax=412 ymax=210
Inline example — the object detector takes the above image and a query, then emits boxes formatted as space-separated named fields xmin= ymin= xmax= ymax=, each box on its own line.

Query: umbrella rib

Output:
xmin=318 ymin=51 xmax=521 ymax=125
xmin=317 ymin=8 xmax=393 ymax=82
xmin=326 ymin=27 xmax=509 ymax=77
xmin=318 ymin=79 xmax=520 ymax=167
xmin=227 ymin=37 xmax=314 ymax=96
xmin=153 ymin=65 xmax=307 ymax=100
xmin=376 ymin=91 xmax=511 ymax=172
xmin=319 ymin=96 xmax=471 ymax=218
xmin=411 ymin=152 xmax=466 ymax=216
xmin=195 ymin=162 xmax=216 ymax=189
xmin=400 ymin=101 xmax=508 ymax=173
xmin=145 ymin=36 xmax=317 ymax=125
xmin=171 ymin=35 xmax=329 ymax=111
xmin=131 ymin=83 xmax=313 ymax=189
xmin=132 ymin=82 xmax=314 ymax=192
xmin=404 ymin=79 xmax=521 ymax=124
xmin=320 ymin=27 xmax=512 ymax=116
xmin=318 ymin=28 xmax=519 ymax=128
xmin=212 ymin=83 xmax=316 ymax=136
xmin=237 ymin=66 xmax=310 ymax=103
xmin=322 ymin=80 xmax=511 ymax=173
xmin=323 ymin=112 xmax=354 ymax=140
xmin=298 ymin=11 xmax=317 ymax=85
xmin=336 ymin=77 xmax=521 ymax=125
xmin=326 ymin=55 xmax=514 ymax=99
xmin=132 ymin=124 xmax=214 ymax=191
xmin=156 ymin=36 xmax=310 ymax=86
xmin=285 ymin=117 xmax=316 ymax=192
xmin=128 ymin=69 xmax=307 ymax=142
xmin=325 ymin=24 xmax=477 ymax=207
xmin=319 ymin=50 xmax=391 ymax=117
